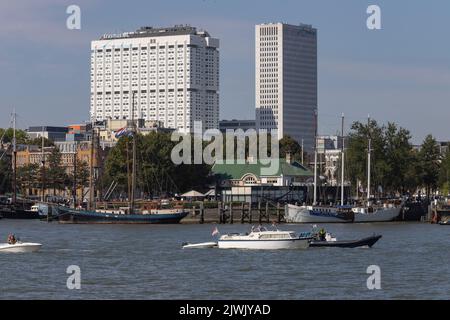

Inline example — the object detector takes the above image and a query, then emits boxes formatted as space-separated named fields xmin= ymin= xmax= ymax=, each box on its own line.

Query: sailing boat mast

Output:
xmin=12 ymin=109 xmax=17 ymax=204
xmin=41 ymin=128 xmax=46 ymax=202
xmin=130 ymin=91 xmax=137 ymax=215
xmin=72 ymin=141 xmax=77 ymax=208
xmin=340 ymin=113 xmax=345 ymax=206
xmin=88 ymin=122 xmax=95 ymax=210
xmin=313 ymin=137 xmax=318 ymax=206
xmin=367 ymin=115 xmax=371 ymax=205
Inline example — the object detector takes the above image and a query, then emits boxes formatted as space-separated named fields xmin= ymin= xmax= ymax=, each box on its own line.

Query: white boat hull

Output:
xmin=218 ymin=238 xmax=309 ymax=250
xmin=285 ymin=204 xmax=352 ymax=223
xmin=353 ymin=207 xmax=401 ymax=222
xmin=0 ymin=242 xmax=42 ymax=253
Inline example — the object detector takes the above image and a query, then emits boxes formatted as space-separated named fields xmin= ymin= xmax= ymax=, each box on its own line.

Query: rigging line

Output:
xmin=0 ymin=113 xmax=14 ymax=145
xmin=160 ymin=166 xmax=180 ymax=193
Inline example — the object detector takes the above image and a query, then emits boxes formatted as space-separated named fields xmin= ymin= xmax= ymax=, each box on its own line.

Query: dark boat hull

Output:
xmin=57 ymin=208 xmax=189 ymax=224
xmin=310 ymin=235 xmax=382 ymax=248
xmin=438 ymin=221 xmax=450 ymax=225
xmin=0 ymin=208 xmax=41 ymax=219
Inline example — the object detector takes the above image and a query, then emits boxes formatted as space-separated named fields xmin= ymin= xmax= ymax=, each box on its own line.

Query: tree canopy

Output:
xmin=346 ymin=120 xmax=441 ymax=198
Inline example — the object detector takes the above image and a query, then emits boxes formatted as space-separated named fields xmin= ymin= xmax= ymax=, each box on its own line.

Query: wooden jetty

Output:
xmin=181 ymin=201 xmax=285 ymax=224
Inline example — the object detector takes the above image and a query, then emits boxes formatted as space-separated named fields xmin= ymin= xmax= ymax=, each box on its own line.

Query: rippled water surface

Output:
xmin=0 ymin=220 xmax=449 ymax=299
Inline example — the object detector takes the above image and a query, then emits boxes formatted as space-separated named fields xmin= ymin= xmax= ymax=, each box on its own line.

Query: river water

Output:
xmin=0 ymin=220 xmax=448 ymax=300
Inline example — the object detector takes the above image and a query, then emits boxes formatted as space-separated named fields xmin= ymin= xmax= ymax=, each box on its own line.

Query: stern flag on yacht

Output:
xmin=212 ymin=227 xmax=219 ymax=236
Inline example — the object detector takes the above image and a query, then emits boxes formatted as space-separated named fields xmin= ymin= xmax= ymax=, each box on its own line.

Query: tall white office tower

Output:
xmin=255 ymin=23 xmax=317 ymax=151
xmin=90 ymin=25 xmax=220 ymax=133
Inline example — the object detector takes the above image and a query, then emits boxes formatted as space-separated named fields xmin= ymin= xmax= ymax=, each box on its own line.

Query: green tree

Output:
xmin=346 ymin=119 xmax=387 ymax=196
xmin=103 ymin=132 xmax=212 ymax=199
xmin=0 ymin=156 xmax=12 ymax=194
xmin=383 ymin=123 xmax=414 ymax=194
xmin=16 ymin=163 xmax=39 ymax=196
xmin=279 ymin=135 xmax=305 ymax=162
xmin=439 ymin=148 xmax=450 ymax=196
xmin=28 ymin=137 xmax=54 ymax=147
xmin=345 ymin=120 xmax=419 ymax=197
xmin=68 ymin=159 xmax=90 ymax=204
xmin=47 ymin=148 xmax=67 ymax=195
xmin=0 ymin=128 xmax=29 ymax=145
xmin=417 ymin=135 xmax=441 ymax=199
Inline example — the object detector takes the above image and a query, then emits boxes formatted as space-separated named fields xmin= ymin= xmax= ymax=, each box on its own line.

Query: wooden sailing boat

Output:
xmin=57 ymin=93 xmax=189 ymax=224
xmin=285 ymin=113 xmax=354 ymax=223
xmin=351 ymin=116 xmax=402 ymax=222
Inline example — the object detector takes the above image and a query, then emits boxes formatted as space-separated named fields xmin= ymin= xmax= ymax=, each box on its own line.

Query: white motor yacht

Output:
xmin=217 ymin=226 xmax=312 ymax=250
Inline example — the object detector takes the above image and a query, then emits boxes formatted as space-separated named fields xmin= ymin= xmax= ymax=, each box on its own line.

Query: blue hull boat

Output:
xmin=57 ymin=208 xmax=189 ymax=224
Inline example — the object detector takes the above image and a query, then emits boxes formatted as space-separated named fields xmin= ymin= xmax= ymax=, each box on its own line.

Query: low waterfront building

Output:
xmin=15 ymin=142 xmax=103 ymax=199
xmin=213 ymin=158 xmax=313 ymax=187
xmin=27 ymin=126 xmax=69 ymax=142
xmin=212 ymin=158 xmax=313 ymax=203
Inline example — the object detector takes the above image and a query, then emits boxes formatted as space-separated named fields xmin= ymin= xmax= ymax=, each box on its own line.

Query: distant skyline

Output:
xmin=0 ymin=0 xmax=449 ymax=144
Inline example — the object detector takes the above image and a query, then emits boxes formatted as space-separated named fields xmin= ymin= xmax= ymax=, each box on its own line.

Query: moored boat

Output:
xmin=0 ymin=242 xmax=42 ymax=253
xmin=285 ymin=204 xmax=354 ymax=223
xmin=310 ymin=234 xmax=382 ymax=248
xmin=217 ymin=226 xmax=312 ymax=250
xmin=352 ymin=205 xmax=401 ymax=223
xmin=0 ymin=205 xmax=41 ymax=219
xmin=57 ymin=207 xmax=189 ymax=224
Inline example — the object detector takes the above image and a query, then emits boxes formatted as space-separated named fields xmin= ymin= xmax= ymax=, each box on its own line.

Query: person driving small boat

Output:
xmin=7 ymin=234 xmax=17 ymax=245
xmin=318 ymin=228 xmax=326 ymax=241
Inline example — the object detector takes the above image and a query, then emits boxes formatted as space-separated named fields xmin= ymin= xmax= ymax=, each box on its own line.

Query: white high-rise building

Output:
xmin=255 ymin=23 xmax=317 ymax=151
xmin=90 ymin=25 xmax=220 ymax=133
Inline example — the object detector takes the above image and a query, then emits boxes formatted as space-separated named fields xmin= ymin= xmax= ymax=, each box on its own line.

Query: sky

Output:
xmin=0 ymin=0 xmax=449 ymax=144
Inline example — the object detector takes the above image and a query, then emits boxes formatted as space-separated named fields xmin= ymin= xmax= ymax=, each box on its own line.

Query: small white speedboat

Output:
xmin=182 ymin=241 xmax=218 ymax=249
xmin=0 ymin=242 xmax=42 ymax=253
xmin=218 ymin=226 xmax=312 ymax=250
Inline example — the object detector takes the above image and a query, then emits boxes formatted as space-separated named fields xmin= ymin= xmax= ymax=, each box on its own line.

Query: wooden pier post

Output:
xmin=200 ymin=203 xmax=204 ymax=224
xmin=218 ymin=202 xmax=222 ymax=224
xmin=229 ymin=202 xmax=233 ymax=224
xmin=258 ymin=201 xmax=262 ymax=223
xmin=248 ymin=202 xmax=253 ymax=224
xmin=266 ymin=201 xmax=270 ymax=223
xmin=277 ymin=202 xmax=281 ymax=223
xmin=241 ymin=202 xmax=245 ymax=224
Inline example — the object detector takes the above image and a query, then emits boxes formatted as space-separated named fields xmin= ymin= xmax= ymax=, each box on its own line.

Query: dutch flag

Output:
xmin=115 ymin=127 xmax=132 ymax=138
